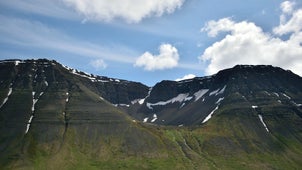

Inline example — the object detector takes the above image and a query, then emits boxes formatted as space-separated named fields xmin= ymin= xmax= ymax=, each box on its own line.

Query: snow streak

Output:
xmin=202 ymin=106 xmax=219 ymax=123
xmin=147 ymin=93 xmax=191 ymax=109
xmin=258 ymin=114 xmax=269 ymax=133
xmin=151 ymin=114 xmax=157 ymax=122
xmin=0 ymin=84 xmax=13 ymax=109
xmin=194 ymin=89 xmax=209 ymax=101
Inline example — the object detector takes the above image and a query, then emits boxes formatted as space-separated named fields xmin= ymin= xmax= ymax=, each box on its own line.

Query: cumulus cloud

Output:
xmin=280 ymin=1 xmax=295 ymax=14
xmin=62 ymin=0 xmax=185 ymax=23
xmin=90 ymin=59 xmax=107 ymax=70
xmin=175 ymin=74 xmax=196 ymax=81
xmin=274 ymin=1 xmax=302 ymax=35
xmin=134 ymin=44 xmax=179 ymax=71
xmin=200 ymin=1 xmax=302 ymax=76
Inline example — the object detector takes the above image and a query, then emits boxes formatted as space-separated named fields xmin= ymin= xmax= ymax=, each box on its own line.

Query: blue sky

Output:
xmin=1 ymin=0 xmax=302 ymax=86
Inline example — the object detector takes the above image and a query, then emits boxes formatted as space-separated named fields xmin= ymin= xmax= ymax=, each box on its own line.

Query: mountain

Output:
xmin=125 ymin=65 xmax=302 ymax=126
xmin=1 ymin=59 xmax=302 ymax=169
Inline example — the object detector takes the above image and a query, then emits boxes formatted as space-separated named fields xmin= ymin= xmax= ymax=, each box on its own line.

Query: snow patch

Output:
xmin=66 ymin=92 xmax=69 ymax=103
xmin=209 ymin=85 xmax=226 ymax=96
xmin=25 ymin=124 xmax=30 ymax=134
xmin=278 ymin=100 xmax=282 ymax=103
xmin=273 ymin=92 xmax=279 ymax=97
xmin=15 ymin=60 xmax=21 ymax=66
xmin=178 ymin=124 xmax=183 ymax=127
xmin=32 ymin=99 xmax=38 ymax=112
xmin=292 ymin=101 xmax=302 ymax=107
xmin=39 ymin=92 xmax=44 ymax=97
xmin=7 ymin=88 xmax=12 ymax=96
xmin=217 ymin=85 xmax=226 ymax=95
xmin=117 ymin=104 xmax=130 ymax=107
xmin=215 ymin=97 xmax=224 ymax=104
xmin=138 ymin=99 xmax=145 ymax=104
xmin=209 ymin=89 xmax=220 ymax=96
xmin=146 ymin=93 xmax=190 ymax=109
xmin=252 ymin=105 xmax=258 ymax=109
xmin=44 ymin=81 xmax=48 ymax=87
xmin=143 ymin=117 xmax=149 ymax=123
xmin=264 ymin=91 xmax=271 ymax=96
xmin=0 ymin=86 xmax=13 ymax=108
xmin=258 ymin=114 xmax=269 ymax=133
xmin=151 ymin=114 xmax=157 ymax=122
xmin=282 ymin=93 xmax=291 ymax=100
xmin=70 ymin=69 xmax=98 ymax=82
xmin=202 ymin=106 xmax=219 ymax=123
xmin=0 ymin=98 xmax=8 ymax=108
xmin=25 ymin=115 xmax=34 ymax=134
xmin=131 ymin=98 xmax=145 ymax=105
xmin=194 ymin=89 xmax=209 ymax=101
xmin=28 ymin=115 xmax=33 ymax=123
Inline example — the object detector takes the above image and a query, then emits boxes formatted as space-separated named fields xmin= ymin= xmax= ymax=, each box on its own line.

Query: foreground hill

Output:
xmin=0 ymin=59 xmax=302 ymax=169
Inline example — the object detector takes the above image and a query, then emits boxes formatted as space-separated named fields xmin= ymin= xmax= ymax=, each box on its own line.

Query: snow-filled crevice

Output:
xmin=258 ymin=114 xmax=270 ymax=133
xmin=202 ymin=95 xmax=225 ymax=124
xmin=252 ymin=105 xmax=270 ymax=133
xmin=0 ymin=84 xmax=13 ymax=109
xmin=25 ymin=90 xmax=44 ymax=134
xmin=202 ymin=106 xmax=219 ymax=124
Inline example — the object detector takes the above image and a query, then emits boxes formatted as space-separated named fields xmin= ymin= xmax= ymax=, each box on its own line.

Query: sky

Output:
xmin=0 ymin=0 xmax=302 ymax=86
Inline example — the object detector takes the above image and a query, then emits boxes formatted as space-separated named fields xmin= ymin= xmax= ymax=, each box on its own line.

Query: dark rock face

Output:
xmin=96 ymin=81 xmax=149 ymax=104
xmin=128 ymin=65 xmax=302 ymax=126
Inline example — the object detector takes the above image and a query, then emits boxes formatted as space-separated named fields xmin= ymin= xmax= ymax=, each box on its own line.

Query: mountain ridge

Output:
xmin=1 ymin=58 xmax=302 ymax=169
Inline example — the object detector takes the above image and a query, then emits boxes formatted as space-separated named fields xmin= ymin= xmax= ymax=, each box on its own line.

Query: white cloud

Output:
xmin=175 ymin=74 xmax=196 ymax=81
xmin=134 ymin=44 xmax=179 ymax=71
xmin=280 ymin=1 xmax=295 ymax=14
xmin=200 ymin=1 xmax=302 ymax=76
xmin=274 ymin=3 xmax=302 ymax=35
xmin=90 ymin=59 xmax=107 ymax=70
xmin=62 ymin=0 xmax=185 ymax=23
